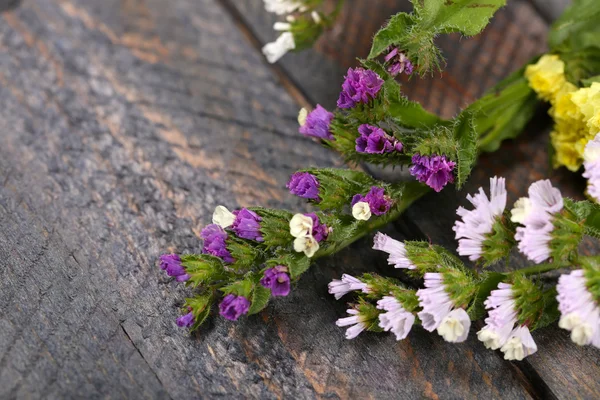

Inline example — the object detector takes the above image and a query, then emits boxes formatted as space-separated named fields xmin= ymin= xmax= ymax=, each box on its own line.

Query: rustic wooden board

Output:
xmin=227 ymin=0 xmax=600 ymax=399
xmin=0 ymin=0 xmax=543 ymax=399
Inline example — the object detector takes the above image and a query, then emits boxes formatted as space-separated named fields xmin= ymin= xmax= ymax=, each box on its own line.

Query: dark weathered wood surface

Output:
xmin=0 ymin=0 xmax=597 ymax=399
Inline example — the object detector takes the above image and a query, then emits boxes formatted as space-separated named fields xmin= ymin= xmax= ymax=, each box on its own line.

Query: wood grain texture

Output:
xmin=227 ymin=0 xmax=600 ymax=399
xmin=0 ymin=0 xmax=535 ymax=398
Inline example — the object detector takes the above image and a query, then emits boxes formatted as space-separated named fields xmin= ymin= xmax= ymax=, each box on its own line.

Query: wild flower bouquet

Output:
xmin=159 ymin=0 xmax=600 ymax=361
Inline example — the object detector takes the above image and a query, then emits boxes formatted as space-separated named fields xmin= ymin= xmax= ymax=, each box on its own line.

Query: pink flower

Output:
xmin=500 ymin=326 xmax=537 ymax=361
xmin=583 ymin=133 xmax=600 ymax=203
xmin=377 ymin=296 xmax=415 ymax=341
xmin=328 ymin=274 xmax=370 ymax=300
xmin=477 ymin=283 xmax=518 ymax=350
xmin=557 ymin=270 xmax=600 ymax=348
xmin=372 ymin=232 xmax=416 ymax=270
xmin=454 ymin=177 xmax=507 ymax=261
xmin=336 ymin=309 xmax=367 ymax=339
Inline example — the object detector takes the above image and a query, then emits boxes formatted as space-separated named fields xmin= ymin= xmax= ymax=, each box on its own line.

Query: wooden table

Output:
xmin=0 ymin=0 xmax=597 ymax=398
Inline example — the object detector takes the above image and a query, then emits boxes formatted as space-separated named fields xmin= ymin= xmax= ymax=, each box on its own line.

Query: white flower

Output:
xmin=328 ymin=274 xmax=370 ymax=300
xmin=500 ymin=326 xmax=537 ymax=361
xmin=377 ymin=296 xmax=415 ymax=341
xmin=293 ymin=235 xmax=319 ymax=258
xmin=297 ymin=108 xmax=308 ymax=126
xmin=453 ymin=176 xmax=507 ymax=261
xmin=212 ymin=205 xmax=236 ymax=228
xmin=262 ymin=31 xmax=295 ymax=63
xmin=372 ymin=232 xmax=416 ymax=270
xmin=273 ymin=22 xmax=292 ymax=31
xmin=557 ymin=269 xmax=600 ymax=348
xmin=436 ymin=308 xmax=471 ymax=343
xmin=289 ymin=213 xmax=313 ymax=237
xmin=352 ymin=201 xmax=372 ymax=221
xmin=583 ymin=133 xmax=600 ymax=203
xmin=336 ymin=309 xmax=367 ymax=339
xmin=510 ymin=197 xmax=533 ymax=224
xmin=477 ymin=282 xmax=519 ymax=350
xmin=311 ymin=11 xmax=321 ymax=24
xmin=263 ymin=0 xmax=305 ymax=15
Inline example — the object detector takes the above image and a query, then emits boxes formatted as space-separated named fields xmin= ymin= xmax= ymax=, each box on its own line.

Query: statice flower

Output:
xmin=176 ymin=310 xmax=195 ymax=328
xmin=159 ymin=254 xmax=190 ymax=282
xmin=328 ymin=274 xmax=370 ymax=300
xmin=289 ymin=213 xmax=328 ymax=257
xmin=201 ymin=224 xmax=234 ymax=263
xmin=372 ymin=232 xmax=416 ymax=270
xmin=453 ymin=177 xmax=507 ymax=261
xmin=337 ymin=68 xmax=384 ymax=109
xmin=511 ymin=180 xmax=563 ymax=263
xmin=262 ymin=28 xmax=295 ymax=63
xmin=213 ymin=205 xmax=235 ymax=228
xmin=336 ymin=308 xmax=368 ymax=339
xmin=263 ymin=0 xmax=305 ymax=15
xmin=352 ymin=201 xmax=371 ymax=221
xmin=557 ymin=270 xmax=600 ymax=348
xmin=377 ymin=296 xmax=415 ymax=341
xmin=583 ymin=133 xmax=600 ymax=203
xmin=260 ymin=266 xmax=291 ymax=297
xmin=355 ymin=124 xmax=403 ymax=154
xmin=384 ymin=47 xmax=414 ymax=76
xmin=298 ymin=105 xmax=335 ymax=140
xmin=351 ymin=186 xmax=392 ymax=219
xmin=219 ymin=294 xmax=251 ymax=321
xmin=287 ymin=172 xmax=320 ymax=201
xmin=500 ymin=326 xmax=538 ymax=361
xmin=416 ymin=273 xmax=471 ymax=342
xmin=231 ymin=208 xmax=264 ymax=242
xmin=477 ymin=283 xmax=519 ymax=350
xmin=409 ymin=153 xmax=456 ymax=192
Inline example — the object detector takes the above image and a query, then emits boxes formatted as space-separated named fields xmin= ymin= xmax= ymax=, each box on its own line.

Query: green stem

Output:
xmin=514 ymin=261 xmax=571 ymax=276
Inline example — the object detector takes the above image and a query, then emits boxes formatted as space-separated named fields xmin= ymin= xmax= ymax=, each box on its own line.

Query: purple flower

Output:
xmin=176 ymin=311 xmax=195 ymax=328
xmin=336 ymin=308 xmax=367 ymax=339
xmin=355 ymin=124 xmax=401 ymax=154
xmin=384 ymin=47 xmax=414 ymax=76
xmin=337 ymin=68 xmax=384 ymax=109
xmin=219 ymin=294 xmax=251 ymax=321
xmin=287 ymin=172 xmax=320 ymax=201
xmin=351 ymin=187 xmax=392 ymax=216
xmin=477 ymin=283 xmax=519 ymax=350
xmin=409 ymin=153 xmax=456 ymax=192
xmin=377 ymin=296 xmax=415 ymax=341
xmin=260 ymin=266 xmax=291 ymax=297
xmin=306 ymin=212 xmax=328 ymax=242
xmin=299 ymin=105 xmax=335 ymax=140
xmin=201 ymin=224 xmax=234 ymax=263
xmin=231 ymin=208 xmax=263 ymax=242
xmin=159 ymin=254 xmax=190 ymax=282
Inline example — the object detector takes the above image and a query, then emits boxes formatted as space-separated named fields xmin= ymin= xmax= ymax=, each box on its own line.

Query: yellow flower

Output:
xmin=571 ymin=82 xmax=600 ymax=135
xmin=525 ymin=55 xmax=568 ymax=103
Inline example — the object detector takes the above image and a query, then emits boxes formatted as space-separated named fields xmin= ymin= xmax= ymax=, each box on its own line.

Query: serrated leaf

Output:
xmin=220 ymin=280 xmax=253 ymax=298
xmin=252 ymin=207 xmax=295 ymax=249
xmin=549 ymin=0 xmax=600 ymax=52
xmin=563 ymin=198 xmax=600 ymax=239
xmin=283 ymin=252 xmax=312 ymax=278
xmin=560 ymin=48 xmax=600 ymax=86
xmin=453 ymin=111 xmax=478 ymax=188
xmin=248 ymin=284 xmax=271 ymax=315
xmin=418 ymin=0 xmax=506 ymax=36
xmin=368 ymin=13 xmax=417 ymax=59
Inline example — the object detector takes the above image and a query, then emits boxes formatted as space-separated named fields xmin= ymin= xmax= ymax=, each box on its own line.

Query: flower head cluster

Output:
xmin=384 ymin=47 xmax=414 ymax=76
xmin=328 ymin=274 xmax=370 ymax=300
xmin=372 ymin=232 xmax=416 ymax=270
xmin=409 ymin=153 xmax=456 ymax=192
xmin=335 ymin=308 xmax=368 ymax=339
xmin=583 ymin=133 xmax=600 ymax=203
xmin=525 ymin=54 xmax=570 ymax=102
xmin=377 ymin=296 xmax=415 ymax=341
xmin=260 ymin=266 xmax=291 ymax=297
xmin=337 ymin=68 xmax=384 ymax=109
xmin=511 ymin=180 xmax=563 ymax=263
xmin=477 ymin=283 xmax=537 ymax=360
xmin=219 ymin=294 xmax=251 ymax=321
xmin=231 ymin=208 xmax=263 ymax=242
xmin=289 ymin=212 xmax=328 ymax=257
xmin=416 ymin=273 xmax=471 ymax=343
xmin=557 ymin=270 xmax=600 ymax=348
xmin=298 ymin=105 xmax=335 ymax=140
xmin=159 ymin=254 xmax=190 ymax=282
xmin=453 ymin=177 xmax=507 ymax=261
xmin=351 ymin=186 xmax=392 ymax=221
xmin=201 ymin=224 xmax=234 ymax=263
xmin=287 ymin=172 xmax=320 ymax=201
xmin=355 ymin=124 xmax=403 ymax=154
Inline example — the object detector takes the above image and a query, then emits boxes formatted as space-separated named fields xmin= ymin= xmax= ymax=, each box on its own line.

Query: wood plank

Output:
xmin=228 ymin=0 xmax=600 ymax=399
xmin=0 ymin=0 xmax=535 ymax=398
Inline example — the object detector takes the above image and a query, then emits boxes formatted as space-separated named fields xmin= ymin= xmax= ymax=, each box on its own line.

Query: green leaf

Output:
xmin=560 ymin=48 xmax=600 ymax=86
xmin=220 ymin=279 xmax=253 ymax=298
xmin=582 ymin=75 xmax=600 ymax=87
xmin=283 ymin=252 xmax=312 ymax=279
xmin=453 ymin=111 xmax=478 ymax=188
xmin=248 ymin=284 xmax=271 ymax=315
xmin=368 ymin=13 xmax=417 ymax=59
xmin=467 ymin=272 xmax=504 ymax=320
xmin=563 ymin=198 xmax=600 ymax=239
xmin=417 ymin=0 xmax=506 ymax=36
xmin=549 ymin=0 xmax=600 ymax=52
xmin=185 ymin=294 xmax=214 ymax=331
xmin=252 ymin=207 xmax=295 ymax=250
xmin=180 ymin=254 xmax=226 ymax=287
